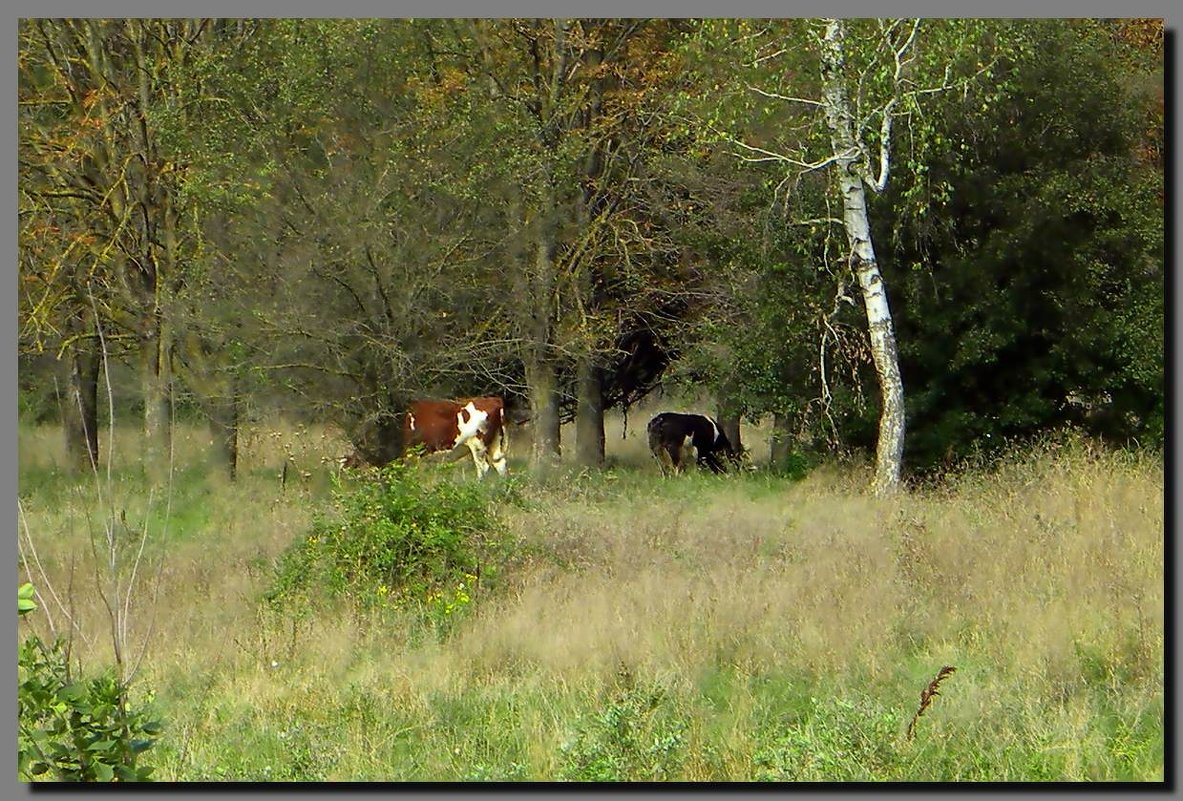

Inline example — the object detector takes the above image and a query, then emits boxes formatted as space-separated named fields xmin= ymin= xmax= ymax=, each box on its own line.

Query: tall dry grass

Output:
xmin=17 ymin=418 xmax=1164 ymax=781
xmin=452 ymin=435 xmax=1162 ymax=685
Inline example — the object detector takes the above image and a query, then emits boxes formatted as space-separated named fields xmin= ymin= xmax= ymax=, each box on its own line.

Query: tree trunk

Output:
xmin=63 ymin=339 xmax=100 ymax=473
xmin=770 ymin=411 xmax=793 ymax=473
xmin=527 ymin=191 xmax=562 ymax=469
xmin=716 ymin=397 xmax=743 ymax=455
xmin=575 ymin=358 xmax=605 ymax=467
xmin=573 ymin=42 xmax=608 ymax=470
xmin=526 ymin=359 xmax=562 ymax=468
xmin=819 ymin=18 xmax=906 ymax=495
xmin=132 ymin=21 xmax=174 ymax=484
xmin=142 ymin=309 xmax=172 ymax=482
xmin=208 ymin=379 xmax=240 ymax=482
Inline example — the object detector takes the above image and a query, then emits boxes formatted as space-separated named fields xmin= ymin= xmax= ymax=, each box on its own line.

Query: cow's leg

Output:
xmin=679 ymin=435 xmax=701 ymax=473
xmin=466 ymin=437 xmax=490 ymax=479
xmin=700 ymin=451 xmax=725 ymax=474
xmin=650 ymin=446 xmax=668 ymax=475
xmin=656 ymin=448 xmax=672 ymax=476
xmin=665 ymin=443 xmax=685 ymax=474
xmin=651 ymin=436 xmax=677 ymax=476
xmin=487 ymin=428 xmax=509 ymax=476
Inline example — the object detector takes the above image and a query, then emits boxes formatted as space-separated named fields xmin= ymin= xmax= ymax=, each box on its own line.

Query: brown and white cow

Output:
xmin=403 ymin=396 xmax=508 ymax=479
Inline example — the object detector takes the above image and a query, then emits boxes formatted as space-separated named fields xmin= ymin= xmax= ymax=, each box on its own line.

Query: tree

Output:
xmin=814 ymin=18 xmax=906 ymax=494
xmin=695 ymin=19 xmax=998 ymax=492
xmin=19 ymin=20 xmax=211 ymax=479
xmin=880 ymin=19 xmax=1164 ymax=470
xmin=199 ymin=20 xmax=524 ymax=464
xmin=463 ymin=19 xmax=710 ymax=469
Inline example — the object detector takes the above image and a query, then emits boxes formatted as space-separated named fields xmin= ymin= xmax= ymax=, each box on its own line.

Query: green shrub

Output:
xmin=769 ymin=449 xmax=823 ymax=481
xmin=265 ymin=461 xmax=513 ymax=622
xmin=17 ymin=584 xmax=163 ymax=782
xmin=559 ymin=669 xmax=689 ymax=782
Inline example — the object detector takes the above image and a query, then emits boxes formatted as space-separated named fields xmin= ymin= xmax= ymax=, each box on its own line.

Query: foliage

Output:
xmin=18 ymin=584 xmax=163 ymax=783
xmin=769 ymin=447 xmax=825 ymax=481
xmin=751 ymin=694 xmax=900 ymax=781
xmin=265 ymin=461 xmax=514 ymax=625
xmin=17 ymin=18 xmax=1164 ymax=477
xmin=558 ymin=669 xmax=689 ymax=781
xmin=883 ymin=19 xmax=1164 ymax=472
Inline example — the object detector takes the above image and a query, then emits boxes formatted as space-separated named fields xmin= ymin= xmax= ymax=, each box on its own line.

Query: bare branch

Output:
xmin=726 ymin=134 xmax=856 ymax=172
xmin=746 ymin=85 xmax=824 ymax=107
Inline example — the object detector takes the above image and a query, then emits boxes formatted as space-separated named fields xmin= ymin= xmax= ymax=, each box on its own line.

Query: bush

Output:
xmin=17 ymin=584 xmax=163 ymax=782
xmin=265 ymin=461 xmax=514 ymax=622
xmin=769 ymin=449 xmax=823 ymax=481
xmin=559 ymin=668 xmax=689 ymax=782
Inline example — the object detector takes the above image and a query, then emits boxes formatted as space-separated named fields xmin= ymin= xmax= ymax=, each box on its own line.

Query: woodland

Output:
xmin=18 ymin=18 xmax=1164 ymax=489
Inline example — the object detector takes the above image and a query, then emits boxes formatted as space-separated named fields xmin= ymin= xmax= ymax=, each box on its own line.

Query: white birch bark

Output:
xmin=819 ymin=18 xmax=906 ymax=494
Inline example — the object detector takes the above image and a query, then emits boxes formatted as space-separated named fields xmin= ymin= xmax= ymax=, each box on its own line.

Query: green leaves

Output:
xmin=18 ymin=582 xmax=36 ymax=615
xmin=18 ymin=632 xmax=163 ymax=782
xmin=18 ymin=582 xmax=163 ymax=782
xmin=882 ymin=20 xmax=1163 ymax=471
xmin=266 ymin=461 xmax=515 ymax=636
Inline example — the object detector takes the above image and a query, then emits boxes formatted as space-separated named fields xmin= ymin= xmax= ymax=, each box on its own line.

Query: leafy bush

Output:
xmin=769 ymin=448 xmax=823 ymax=481
xmin=265 ymin=461 xmax=513 ymax=620
xmin=559 ymin=669 xmax=689 ymax=782
xmin=17 ymin=584 xmax=163 ymax=782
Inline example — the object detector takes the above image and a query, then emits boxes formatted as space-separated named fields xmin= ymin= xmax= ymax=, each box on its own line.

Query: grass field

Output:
xmin=17 ymin=411 xmax=1165 ymax=782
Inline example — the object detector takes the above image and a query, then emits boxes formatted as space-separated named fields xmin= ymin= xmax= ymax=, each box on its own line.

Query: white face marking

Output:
xmin=408 ymin=413 xmax=416 ymax=431
xmin=708 ymin=417 xmax=721 ymax=443
xmin=453 ymin=402 xmax=490 ymax=449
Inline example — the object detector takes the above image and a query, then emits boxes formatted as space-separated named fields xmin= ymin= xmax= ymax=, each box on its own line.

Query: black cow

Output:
xmin=647 ymin=412 xmax=739 ymax=475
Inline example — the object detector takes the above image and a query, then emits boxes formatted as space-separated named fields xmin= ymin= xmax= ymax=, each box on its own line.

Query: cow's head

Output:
xmin=714 ymin=430 xmax=749 ymax=472
xmin=503 ymin=395 xmax=532 ymax=426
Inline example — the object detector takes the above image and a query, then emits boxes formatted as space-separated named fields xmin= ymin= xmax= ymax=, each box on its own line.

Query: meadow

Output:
xmin=16 ymin=409 xmax=1165 ymax=782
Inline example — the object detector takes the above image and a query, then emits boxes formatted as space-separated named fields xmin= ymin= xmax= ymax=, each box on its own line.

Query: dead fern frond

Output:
xmin=906 ymin=665 xmax=956 ymax=742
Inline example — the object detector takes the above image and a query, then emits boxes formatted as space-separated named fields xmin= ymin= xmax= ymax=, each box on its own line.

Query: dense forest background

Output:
xmin=18 ymin=18 xmax=1165 ymax=482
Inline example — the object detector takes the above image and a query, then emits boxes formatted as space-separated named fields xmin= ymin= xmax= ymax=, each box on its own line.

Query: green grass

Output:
xmin=17 ymin=420 xmax=1165 ymax=782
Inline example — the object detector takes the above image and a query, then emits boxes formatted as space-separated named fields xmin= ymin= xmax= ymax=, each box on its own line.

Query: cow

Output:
xmin=647 ymin=411 xmax=739 ymax=476
xmin=403 ymin=396 xmax=508 ymax=479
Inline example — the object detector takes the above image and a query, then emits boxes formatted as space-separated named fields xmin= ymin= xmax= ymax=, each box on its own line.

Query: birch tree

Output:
xmin=816 ymin=18 xmax=905 ymax=493
xmin=718 ymin=18 xmax=995 ymax=493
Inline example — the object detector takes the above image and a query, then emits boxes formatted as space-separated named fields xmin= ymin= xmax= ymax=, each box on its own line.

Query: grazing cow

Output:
xmin=647 ymin=411 xmax=739 ymax=475
xmin=404 ymin=396 xmax=508 ymax=479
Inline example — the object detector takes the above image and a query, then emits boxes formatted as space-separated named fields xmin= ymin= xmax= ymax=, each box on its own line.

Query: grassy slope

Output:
xmin=17 ymin=416 xmax=1164 ymax=782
